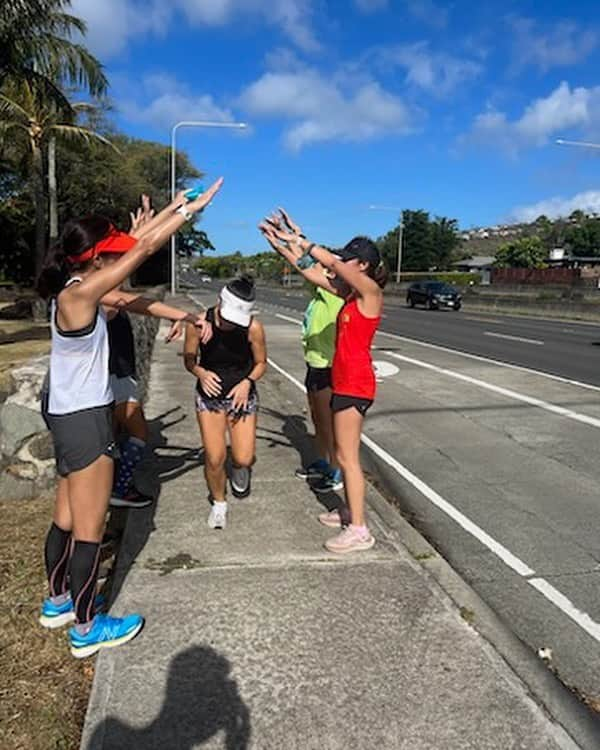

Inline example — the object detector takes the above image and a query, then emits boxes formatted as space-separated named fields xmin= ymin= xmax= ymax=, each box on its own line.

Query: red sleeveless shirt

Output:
xmin=332 ymin=298 xmax=381 ymax=400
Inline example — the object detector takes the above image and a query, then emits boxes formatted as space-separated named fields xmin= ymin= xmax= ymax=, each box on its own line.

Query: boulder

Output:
xmin=0 ymin=356 xmax=48 ymax=455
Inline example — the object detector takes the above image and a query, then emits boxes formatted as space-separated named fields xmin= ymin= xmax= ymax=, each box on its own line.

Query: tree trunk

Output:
xmin=32 ymin=141 xmax=46 ymax=278
xmin=48 ymin=135 xmax=58 ymax=242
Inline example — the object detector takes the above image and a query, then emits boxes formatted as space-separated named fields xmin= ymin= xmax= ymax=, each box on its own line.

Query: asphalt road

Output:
xmin=252 ymin=283 xmax=600 ymax=387
xmin=189 ymin=283 xmax=600 ymax=712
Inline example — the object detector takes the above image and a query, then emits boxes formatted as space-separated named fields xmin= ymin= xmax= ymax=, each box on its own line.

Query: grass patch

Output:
xmin=0 ymin=495 xmax=93 ymax=750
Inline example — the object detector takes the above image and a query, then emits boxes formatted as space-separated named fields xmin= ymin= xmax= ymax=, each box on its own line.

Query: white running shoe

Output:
xmin=207 ymin=502 xmax=227 ymax=529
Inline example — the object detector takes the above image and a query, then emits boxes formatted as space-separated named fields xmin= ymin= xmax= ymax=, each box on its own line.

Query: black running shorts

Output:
xmin=43 ymin=399 xmax=116 ymax=477
xmin=330 ymin=394 xmax=373 ymax=416
xmin=304 ymin=365 xmax=333 ymax=393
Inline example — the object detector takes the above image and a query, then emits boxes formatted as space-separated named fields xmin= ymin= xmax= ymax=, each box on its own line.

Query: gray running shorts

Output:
xmin=43 ymin=400 xmax=116 ymax=477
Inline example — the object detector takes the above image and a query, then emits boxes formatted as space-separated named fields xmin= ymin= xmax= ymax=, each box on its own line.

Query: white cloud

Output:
xmin=406 ymin=0 xmax=448 ymax=29
xmin=71 ymin=0 xmax=167 ymax=58
xmin=180 ymin=0 xmax=319 ymax=51
xmin=462 ymin=82 xmax=600 ymax=154
xmin=119 ymin=74 xmax=235 ymax=131
xmin=72 ymin=0 xmax=318 ymax=59
xmin=512 ymin=190 xmax=600 ymax=222
xmin=238 ymin=68 xmax=415 ymax=150
xmin=354 ymin=0 xmax=388 ymax=12
xmin=377 ymin=42 xmax=482 ymax=96
xmin=509 ymin=16 xmax=598 ymax=72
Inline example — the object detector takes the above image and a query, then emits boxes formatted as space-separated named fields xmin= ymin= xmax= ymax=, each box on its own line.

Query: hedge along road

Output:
xmin=192 ymin=284 xmax=600 ymax=708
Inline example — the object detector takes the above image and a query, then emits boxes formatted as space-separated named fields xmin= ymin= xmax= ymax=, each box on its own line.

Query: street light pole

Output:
xmin=556 ymin=138 xmax=600 ymax=150
xmin=396 ymin=221 xmax=404 ymax=284
xmin=170 ymin=120 xmax=247 ymax=296
xmin=368 ymin=204 xmax=403 ymax=284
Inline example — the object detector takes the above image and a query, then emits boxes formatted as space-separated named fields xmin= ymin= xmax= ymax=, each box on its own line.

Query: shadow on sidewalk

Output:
xmin=259 ymin=406 xmax=342 ymax=513
xmin=104 ymin=407 xmax=204 ymax=606
xmin=87 ymin=645 xmax=250 ymax=750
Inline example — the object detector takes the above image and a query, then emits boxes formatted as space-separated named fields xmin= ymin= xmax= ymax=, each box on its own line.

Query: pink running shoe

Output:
xmin=325 ymin=526 xmax=375 ymax=554
xmin=318 ymin=506 xmax=351 ymax=528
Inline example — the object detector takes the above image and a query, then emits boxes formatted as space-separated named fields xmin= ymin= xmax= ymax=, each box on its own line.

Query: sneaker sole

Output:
xmin=313 ymin=482 xmax=344 ymax=494
xmin=318 ymin=515 xmax=343 ymax=528
xmin=325 ymin=537 xmax=376 ymax=554
xmin=39 ymin=611 xmax=75 ymax=629
xmin=207 ymin=519 xmax=226 ymax=529
xmin=295 ymin=470 xmax=326 ymax=480
xmin=230 ymin=484 xmax=250 ymax=499
xmin=70 ymin=620 xmax=144 ymax=659
xmin=109 ymin=496 xmax=153 ymax=508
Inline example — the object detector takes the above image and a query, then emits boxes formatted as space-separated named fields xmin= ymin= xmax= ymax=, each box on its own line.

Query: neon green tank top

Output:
xmin=302 ymin=288 xmax=344 ymax=368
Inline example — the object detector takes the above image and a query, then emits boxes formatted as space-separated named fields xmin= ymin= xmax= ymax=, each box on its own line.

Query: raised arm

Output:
xmin=129 ymin=191 xmax=190 ymax=240
xmin=258 ymin=222 xmax=338 ymax=295
xmin=75 ymin=178 xmax=223 ymax=304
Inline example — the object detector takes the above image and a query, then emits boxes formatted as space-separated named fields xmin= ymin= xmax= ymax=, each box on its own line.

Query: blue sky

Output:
xmin=72 ymin=0 xmax=600 ymax=254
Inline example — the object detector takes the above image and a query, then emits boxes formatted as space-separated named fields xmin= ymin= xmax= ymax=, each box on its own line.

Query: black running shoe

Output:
xmin=230 ymin=466 xmax=251 ymax=498
xmin=110 ymin=490 xmax=153 ymax=509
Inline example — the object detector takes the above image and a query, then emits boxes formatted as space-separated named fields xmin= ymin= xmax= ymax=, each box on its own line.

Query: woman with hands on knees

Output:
xmin=35 ymin=178 xmax=222 ymax=658
xmin=260 ymin=210 xmax=387 ymax=554
xmin=184 ymin=276 xmax=267 ymax=531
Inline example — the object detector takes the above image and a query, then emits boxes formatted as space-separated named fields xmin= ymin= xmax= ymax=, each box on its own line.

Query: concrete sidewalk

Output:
xmin=81 ymin=319 xmax=578 ymax=750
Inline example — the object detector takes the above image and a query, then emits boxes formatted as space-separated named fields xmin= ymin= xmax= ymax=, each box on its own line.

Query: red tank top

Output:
xmin=332 ymin=298 xmax=381 ymax=399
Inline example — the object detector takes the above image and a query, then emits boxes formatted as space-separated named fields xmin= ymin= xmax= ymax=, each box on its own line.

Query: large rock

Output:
xmin=0 ymin=356 xmax=48 ymax=456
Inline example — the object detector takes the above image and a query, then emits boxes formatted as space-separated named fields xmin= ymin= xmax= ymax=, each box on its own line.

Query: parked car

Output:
xmin=406 ymin=281 xmax=461 ymax=311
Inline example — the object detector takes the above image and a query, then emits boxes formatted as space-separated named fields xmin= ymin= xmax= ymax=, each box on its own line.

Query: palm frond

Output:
xmin=49 ymin=124 xmax=120 ymax=152
xmin=0 ymin=94 xmax=31 ymax=124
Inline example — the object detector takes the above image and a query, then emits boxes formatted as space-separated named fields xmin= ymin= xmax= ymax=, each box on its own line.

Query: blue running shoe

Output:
xmin=295 ymin=459 xmax=330 ymax=480
xmin=313 ymin=468 xmax=344 ymax=494
xmin=69 ymin=613 xmax=144 ymax=659
xmin=39 ymin=594 xmax=105 ymax=630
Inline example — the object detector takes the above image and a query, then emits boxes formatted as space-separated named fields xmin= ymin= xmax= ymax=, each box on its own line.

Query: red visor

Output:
xmin=67 ymin=226 xmax=137 ymax=264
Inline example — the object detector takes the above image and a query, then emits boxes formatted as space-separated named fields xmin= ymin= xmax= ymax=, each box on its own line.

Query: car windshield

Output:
xmin=425 ymin=282 xmax=454 ymax=293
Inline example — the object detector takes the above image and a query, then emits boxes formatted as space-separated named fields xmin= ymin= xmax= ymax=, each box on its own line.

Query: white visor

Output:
xmin=220 ymin=286 xmax=255 ymax=327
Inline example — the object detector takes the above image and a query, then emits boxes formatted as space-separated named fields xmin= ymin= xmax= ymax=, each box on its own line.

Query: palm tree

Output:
xmin=0 ymin=79 xmax=116 ymax=273
xmin=0 ymin=0 xmax=107 ymax=109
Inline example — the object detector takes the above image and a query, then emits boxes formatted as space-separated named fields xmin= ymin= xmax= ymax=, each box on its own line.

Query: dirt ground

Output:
xmin=0 ymin=495 xmax=93 ymax=750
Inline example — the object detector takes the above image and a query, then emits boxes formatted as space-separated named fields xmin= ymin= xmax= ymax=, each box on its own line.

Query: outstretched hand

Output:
xmin=187 ymin=177 xmax=224 ymax=214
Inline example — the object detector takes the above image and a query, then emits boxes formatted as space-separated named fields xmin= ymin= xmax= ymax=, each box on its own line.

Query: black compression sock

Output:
xmin=44 ymin=522 xmax=72 ymax=598
xmin=70 ymin=541 xmax=101 ymax=624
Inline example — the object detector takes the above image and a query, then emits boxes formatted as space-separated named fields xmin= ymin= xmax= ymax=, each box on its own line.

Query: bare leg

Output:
xmin=334 ymin=407 xmax=366 ymax=527
xmin=114 ymin=400 xmax=149 ymax=442
xmin=228 ymin=413 xmax=257 ymax=469
xmin=197 ymin=411 xmax=228 ymax=501
xmin=68 ymin=455 xmax=114 ymax=542
xmin=309 ymin=387 xmax=336 ymax=468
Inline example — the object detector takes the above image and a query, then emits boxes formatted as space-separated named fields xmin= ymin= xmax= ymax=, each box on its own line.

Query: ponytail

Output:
xmin=369 ymin=262 xmax=389 ymax=289
xmin=35 ymin=215 xmax=112 ymax=299
xmin=35 ymin=243 xmax=69 ymax=299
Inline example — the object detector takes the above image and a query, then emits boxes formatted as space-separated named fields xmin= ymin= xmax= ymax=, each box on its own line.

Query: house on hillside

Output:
xmin=453 ymin=256 xmax=495 ymax=284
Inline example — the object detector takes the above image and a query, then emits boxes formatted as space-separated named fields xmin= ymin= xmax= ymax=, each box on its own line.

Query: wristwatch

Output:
xmin=176 ymin=205 xmax=194 ymax=221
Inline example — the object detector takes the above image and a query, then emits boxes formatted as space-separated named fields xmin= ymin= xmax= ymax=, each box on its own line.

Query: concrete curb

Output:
xmin=360 ymin=445 xmax=600 ymax=750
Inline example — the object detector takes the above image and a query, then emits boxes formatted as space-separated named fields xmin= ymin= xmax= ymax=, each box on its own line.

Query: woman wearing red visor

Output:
xmin=95 ymin=203 xmax=212 ymax=512
xmin=35 ymin=179 xmax=222 ymax=658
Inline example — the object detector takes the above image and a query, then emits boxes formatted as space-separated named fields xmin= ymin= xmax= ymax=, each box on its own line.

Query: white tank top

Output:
xmin=48 ymin=278 xmax=113 ymax=415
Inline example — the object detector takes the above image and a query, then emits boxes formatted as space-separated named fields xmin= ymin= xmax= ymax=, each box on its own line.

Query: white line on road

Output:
xmin=384 ymin=350 xmax=600 ymax=431
xmin=272 ymin=307 xmax=600 ymax=393
xmin=275 ymin=311 xmax=600 ymax=430
xmin=484 ymin=331 xmax=544 ymax=346
xmin=268 ymin=323 xmax=600 ymax=644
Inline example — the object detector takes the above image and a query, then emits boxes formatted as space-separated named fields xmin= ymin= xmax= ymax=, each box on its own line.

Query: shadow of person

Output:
xmin=104 ymin=407 xmax=204 ymax=606
xmin=87 ymin=646 xmax=251 ymax=750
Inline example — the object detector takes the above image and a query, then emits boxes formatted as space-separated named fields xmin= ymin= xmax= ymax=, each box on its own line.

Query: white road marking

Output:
xmin=271 ymin=306 xmax=600 ymax=393
xmin=383 ymin=350 xmax=600 ymax=431
xmin=484 ymin=331 xmax=544 ymax=346
xmin=375 ymin=330 xmax=600 ymax=394
xmin=275 ymin=313 xmax=302 ymax=326
xmin=528 ymin=578 xmax=600 ymax=643
xmin=268 ymin=322 xmax=600 ymax=644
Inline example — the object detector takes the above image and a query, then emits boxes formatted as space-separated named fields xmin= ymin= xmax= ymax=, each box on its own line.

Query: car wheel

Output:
xmin=427 ymin=298 xmax=436 ymax=310
xmin=454 ymin=302 xmax=461 ymax=311
xmin=408 ymin=296 xmax=415 ymax=308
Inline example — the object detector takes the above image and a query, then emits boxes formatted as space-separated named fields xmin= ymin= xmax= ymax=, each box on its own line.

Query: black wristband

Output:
xmin=246 ymin=376 xmax=255 ymax=385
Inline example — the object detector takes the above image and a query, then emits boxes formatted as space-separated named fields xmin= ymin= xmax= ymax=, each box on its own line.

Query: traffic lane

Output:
xmin=256 ymin=308 xmax=600 ymax=697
